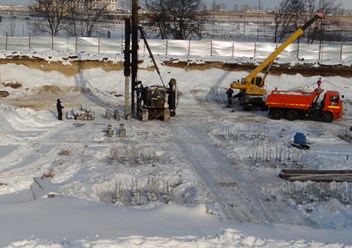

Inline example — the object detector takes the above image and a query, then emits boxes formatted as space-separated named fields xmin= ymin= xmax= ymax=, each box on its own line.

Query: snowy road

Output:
xmin=171 ymin=101 xmax=282 ymax=224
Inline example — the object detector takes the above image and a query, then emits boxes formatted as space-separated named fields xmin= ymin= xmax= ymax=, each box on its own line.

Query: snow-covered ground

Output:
xmin=0 ymin=53 xmax=352 ymax=247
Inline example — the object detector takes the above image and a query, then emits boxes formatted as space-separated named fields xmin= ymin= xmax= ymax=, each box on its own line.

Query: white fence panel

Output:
xmin=76 ymin=37 xmax=99 ymax=54
xmin=211 ymin=40 xmax=233 ymax=57
xmin=342 ymin=45 xmax=352 ymax=62
xmin=140 ymin=39 xmax=166 ymax=56
xmin=30 ymin=36 xmax=53 ymax=51
xmin=0 ymin=36 xmax=351 ymax=63
xmin=6 ymin=37 xmax=29 ymax=51
xmin=278 ymin=44 xmax=299 ymax=60
xmin=297 ymin=43 xmax=320 ymax=62
xmin=166 ymin=40 xmax=189 ymax=56
xmin=233 ymin=42 xmax=255 ymax=58
xmin=53 ymin=37 xmax=77 ymax=52
xmin=255 ymin=42 xmax=277 ymax=59
xmin=99 ymin=38 xmax=122 ymax=54
xmin=189 ymin=40 xmax=211 ymax=57
xmin=320 ymin=44 xmax=342 ymax=62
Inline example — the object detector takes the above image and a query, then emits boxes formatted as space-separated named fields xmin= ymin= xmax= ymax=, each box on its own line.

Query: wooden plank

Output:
xmin=281 ymin=169 xmax=352 ymax=174
xmin=280 ymin=170 xmax=352 ymax=183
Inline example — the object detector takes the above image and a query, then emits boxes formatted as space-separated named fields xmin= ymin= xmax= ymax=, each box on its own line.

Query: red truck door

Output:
xmin=322 ymin=91 xmax=343 ymax=121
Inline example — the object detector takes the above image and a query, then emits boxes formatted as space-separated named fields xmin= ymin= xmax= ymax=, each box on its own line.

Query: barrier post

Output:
xmin=318 ymin=43 xmax=323 ymax=63
xmin=5 ymin=33 xmax=8 ymax=50
xmin=98 ymin=37 xmax=100 ymax=54
xmin=210 ymin=40 xmax=213 ymax=56
xmin=188 ymin=40 xmax=191 ymax=56
xmin=232 ymin=41 xmax=234 ymax=57
xmin=253 ymin=42 xmax=256 ymax=59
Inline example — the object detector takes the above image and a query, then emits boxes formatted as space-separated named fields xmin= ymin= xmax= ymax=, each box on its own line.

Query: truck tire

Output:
xmin=270 ymin=109 xmax=282 ymax=120
xmin=322 ymin=111 xmax=334 ymax=123
xmin=285 ymin=110 xmax=297 ymax=121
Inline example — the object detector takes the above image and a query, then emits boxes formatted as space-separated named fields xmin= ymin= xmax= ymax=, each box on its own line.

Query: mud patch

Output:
xmin=2 ymin=81 xmax=22 ymax=89
xmin=33 ymin=85 xmax=92 ymax=95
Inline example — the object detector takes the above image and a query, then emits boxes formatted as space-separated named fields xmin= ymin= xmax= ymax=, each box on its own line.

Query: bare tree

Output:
xmin=30 ymin=0 xmax=70 ymax=36
xmin=305 ymin=0 xmax=341 ymax=43
xmin=146 ymin=0 xmax=208 ymax=40
xmin=273 ymin=0 xmax=305 ymax=43
xmin=65 ymin=1 xmax=108 ymax=37
xmin=273 ymin=0 xmax=341 ymax=44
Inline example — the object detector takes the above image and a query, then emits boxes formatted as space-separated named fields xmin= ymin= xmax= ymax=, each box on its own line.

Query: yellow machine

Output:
xmin=230 ymin=10 xmax=325 ymax=110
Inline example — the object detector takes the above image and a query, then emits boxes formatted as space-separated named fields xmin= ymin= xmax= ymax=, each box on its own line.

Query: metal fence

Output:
xmin=1 ymin=36 xmax=351 ymax=63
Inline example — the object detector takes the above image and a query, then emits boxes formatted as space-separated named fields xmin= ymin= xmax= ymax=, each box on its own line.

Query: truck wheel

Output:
xmin=285 ymin=110 xmax=297 ymax=121
xmin=270 ymin=109 xmax=282 ymax=120
xmin=322 ymin=111 xmax=333 ymax=123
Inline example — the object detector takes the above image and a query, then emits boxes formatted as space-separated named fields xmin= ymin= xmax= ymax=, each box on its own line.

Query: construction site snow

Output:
xmin=0 ymin=55 xmax=352 ymax=247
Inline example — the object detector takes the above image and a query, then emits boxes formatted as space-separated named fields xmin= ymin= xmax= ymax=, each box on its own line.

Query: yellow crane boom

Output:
xmin=231 ymin=10 xmax=325 ymax=97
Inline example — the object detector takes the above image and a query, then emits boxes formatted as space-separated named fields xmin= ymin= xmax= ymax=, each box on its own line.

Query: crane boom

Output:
xmin=245 ymin=11 xmax=324 ymax=85
xmin=231 ymin=10 xmax=325 ymax=97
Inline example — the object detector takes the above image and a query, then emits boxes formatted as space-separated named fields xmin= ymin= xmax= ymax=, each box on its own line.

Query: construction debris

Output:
xmin=106 ymin=124 xmax=114 ymax=138
xmin=67 ymin=104 xmax=95 ymax=120
xmin=106 ymin=110 xmax=112 ymax=120
xmin=119 ymin=123 xmax=126 ymax=138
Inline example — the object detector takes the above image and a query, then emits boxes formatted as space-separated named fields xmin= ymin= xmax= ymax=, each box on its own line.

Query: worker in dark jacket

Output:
xmin=226 ymin=87 xmax=234 ymax=108
xmin=56 ymin=99 xmax=64 ymax=120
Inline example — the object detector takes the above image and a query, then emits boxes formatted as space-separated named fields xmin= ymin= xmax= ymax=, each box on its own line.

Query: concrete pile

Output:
xmin=67 ymin=104 xmax=95 ymax=120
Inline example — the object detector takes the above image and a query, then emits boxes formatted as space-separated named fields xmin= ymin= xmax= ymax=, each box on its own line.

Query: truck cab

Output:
xmin=321 ymin=91 xmax=343 ymax=122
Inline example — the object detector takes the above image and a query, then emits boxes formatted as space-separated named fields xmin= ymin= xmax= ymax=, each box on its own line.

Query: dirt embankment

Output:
xmin=0 ymin=55 xmax=351 ymax=77
xmin=164 ymin=61 xmax=352 ymax=78
xmin=0 ymin=56 xmax=124 ymax=76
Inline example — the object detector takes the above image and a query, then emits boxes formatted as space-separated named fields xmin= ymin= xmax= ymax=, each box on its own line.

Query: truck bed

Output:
xmin=265 ymin=89 xmax=322 ymax=110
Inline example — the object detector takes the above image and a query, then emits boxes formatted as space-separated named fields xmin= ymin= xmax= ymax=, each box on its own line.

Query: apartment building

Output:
xmin=73 ymin=0 xmax=118 ymax=12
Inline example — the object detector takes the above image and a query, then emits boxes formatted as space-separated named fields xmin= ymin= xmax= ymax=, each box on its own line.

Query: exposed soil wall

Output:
xmin=0 ymin=55 xmax=351 ymax=77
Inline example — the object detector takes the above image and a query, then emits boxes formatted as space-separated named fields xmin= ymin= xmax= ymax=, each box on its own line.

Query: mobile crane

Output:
xmin=230 ymin=10 xmax=325 ymax=110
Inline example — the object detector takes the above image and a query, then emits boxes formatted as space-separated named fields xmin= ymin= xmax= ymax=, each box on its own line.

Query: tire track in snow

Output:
xmin=173 ymin=123 xmax=277 ymax=223
xmin=173 ymin=124 xmax=237 ymax=222
xmin=172 ymin=102 xmax=278 ymax=224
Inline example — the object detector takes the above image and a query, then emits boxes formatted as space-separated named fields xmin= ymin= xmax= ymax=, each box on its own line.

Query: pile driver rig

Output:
xmin=123 ymin=0 xmax=177 ymax=121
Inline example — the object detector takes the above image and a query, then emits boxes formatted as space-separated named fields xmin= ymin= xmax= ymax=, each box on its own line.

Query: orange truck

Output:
xmin=265 ymin=89 xmax=343 ymax=122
